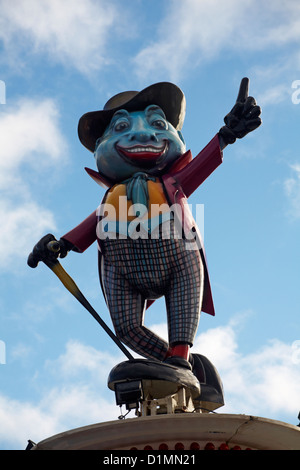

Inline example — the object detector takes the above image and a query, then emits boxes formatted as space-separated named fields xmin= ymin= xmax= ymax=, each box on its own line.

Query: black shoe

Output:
xmin=189 ymin=353 xmax=206 ymax=382
xmin=164 ymin=355 xmax=192 ymax=370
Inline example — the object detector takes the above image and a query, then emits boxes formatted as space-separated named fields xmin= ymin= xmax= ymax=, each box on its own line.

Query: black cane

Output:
xmin=41 ymin=242 xmax=134 ymax=360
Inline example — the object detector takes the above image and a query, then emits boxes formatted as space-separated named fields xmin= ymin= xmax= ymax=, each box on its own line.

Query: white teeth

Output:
xmin=124 ymin=146 xmax=164 ymax=153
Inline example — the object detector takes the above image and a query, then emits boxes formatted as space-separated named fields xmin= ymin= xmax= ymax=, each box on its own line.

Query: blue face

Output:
xmin=94 ymin=105 xmax=186 ymax=182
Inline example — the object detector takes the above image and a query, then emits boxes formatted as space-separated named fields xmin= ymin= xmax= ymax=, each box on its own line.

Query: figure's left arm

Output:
xmin=175 ymin=78 xmax=262 ymax=197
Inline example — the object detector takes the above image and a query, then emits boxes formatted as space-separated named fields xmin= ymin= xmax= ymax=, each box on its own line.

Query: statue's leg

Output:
xmin=102 ymin=261 xmax=169 ymax=361
xmin=165 ymin=241 xmax=204 ymax=355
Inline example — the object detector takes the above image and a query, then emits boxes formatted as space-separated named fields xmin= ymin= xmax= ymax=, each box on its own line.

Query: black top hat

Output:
xmin=78 ymin=82 xmax=186 ymax=152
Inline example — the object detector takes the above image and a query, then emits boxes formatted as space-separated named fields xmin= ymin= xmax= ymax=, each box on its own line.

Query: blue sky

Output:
xmin=0 ymin=0 xmax=300 ymax=450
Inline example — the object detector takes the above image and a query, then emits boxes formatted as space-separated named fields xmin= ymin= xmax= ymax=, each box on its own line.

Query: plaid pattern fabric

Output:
xmin=101 ymin=222 xmax=204 ymax=361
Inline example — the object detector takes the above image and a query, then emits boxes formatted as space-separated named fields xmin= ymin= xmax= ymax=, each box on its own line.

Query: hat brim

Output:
xmin=78 ymin=82 xmax=186 ymax=152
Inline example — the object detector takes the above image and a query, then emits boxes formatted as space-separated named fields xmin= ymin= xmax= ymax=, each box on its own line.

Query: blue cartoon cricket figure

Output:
xmin=28 ymin=80 xmax=261 ymax=410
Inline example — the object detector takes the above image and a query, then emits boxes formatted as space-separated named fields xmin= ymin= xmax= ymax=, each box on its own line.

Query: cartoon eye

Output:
xmin=114 ymin=120 xmax=130 ymax=132
xmin=95 ymin=137 xmax=102 ymax=149
xmin=152 ymin=119 xmax=167 ymax=129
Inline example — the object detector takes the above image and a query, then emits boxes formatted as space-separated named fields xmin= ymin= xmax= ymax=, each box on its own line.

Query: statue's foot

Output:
xmin=108 ymin=358 xmax=200 ymax=402
xmin=163 ymin=355 xmax=192 ymax=370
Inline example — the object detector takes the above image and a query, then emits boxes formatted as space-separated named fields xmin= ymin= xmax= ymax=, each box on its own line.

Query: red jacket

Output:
xmin=62 ymin=134 xmax=223 ymax=316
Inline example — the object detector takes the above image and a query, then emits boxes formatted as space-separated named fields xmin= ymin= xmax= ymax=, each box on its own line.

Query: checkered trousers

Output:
xmin=101 ymin=224 xmax=204 ymax=361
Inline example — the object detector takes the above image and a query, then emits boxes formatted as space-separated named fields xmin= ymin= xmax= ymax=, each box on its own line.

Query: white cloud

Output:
xmin=0 ymin=340 xmax=119 ymax=449
xmin=0 ymin=0 xmax=120 ymax=75
xmin=0 ymin=98 xmax=67 ymax=270
xmin=0 ymin=386 xmax=116 ymax=450
xmin=133 ymin=0 xmax=244 ymax=81
xmin=0 ymin=200 xmax=56 ymax=268
xmin=44 ymin=339 xmax=118 ymax=378
xmin=193 ymin=315 xmax=300 ymax=418
xmin=0 ymin=98 xmax=65 ymax=172
xmin=257 ymin=84 xmax=292 ymax=107
xmin=133 ymin=0 xmax=300 ymax=81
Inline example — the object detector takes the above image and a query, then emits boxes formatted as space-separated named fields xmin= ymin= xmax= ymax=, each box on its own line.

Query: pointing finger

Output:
xmin=236 ymin=77 xmax=249 ymax=103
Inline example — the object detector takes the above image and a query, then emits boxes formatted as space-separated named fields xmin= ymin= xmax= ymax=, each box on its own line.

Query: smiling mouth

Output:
xmin=116 ymin=142 xmax=168 ymax=163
